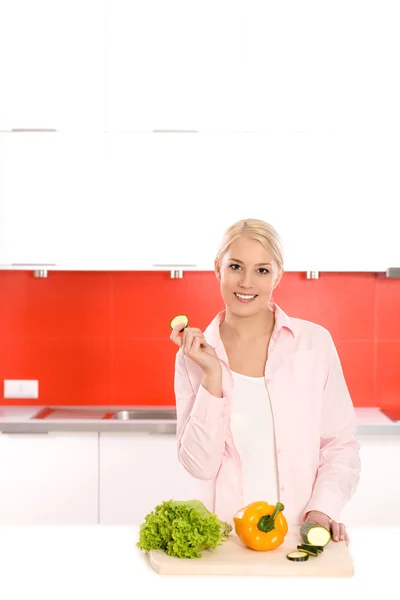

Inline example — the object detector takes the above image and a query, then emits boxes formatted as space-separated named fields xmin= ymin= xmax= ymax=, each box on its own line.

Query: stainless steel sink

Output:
xmin=111 ymin=410 xmax=176 ymax=421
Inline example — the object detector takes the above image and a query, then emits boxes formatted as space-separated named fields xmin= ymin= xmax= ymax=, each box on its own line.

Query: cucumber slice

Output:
xmin=286 ymin=551 xmax=309 ymax=562
xmin=298 ymin=543 xmax=324 ymax=553
xmin=170 ymin=314 xmax=189 ymax=332
xmin=300 ymin=521 xmax=331 ymax=547
xmin=296 ymin=545 xmax=319 ymax=557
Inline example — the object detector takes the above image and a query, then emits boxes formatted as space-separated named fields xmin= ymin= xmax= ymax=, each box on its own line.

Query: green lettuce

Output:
xmin=136 ymin=499 xmax=233 ymax=559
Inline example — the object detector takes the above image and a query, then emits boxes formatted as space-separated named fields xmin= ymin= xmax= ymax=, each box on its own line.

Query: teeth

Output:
xmin=235 ymin=293 xmax=256 ymax=299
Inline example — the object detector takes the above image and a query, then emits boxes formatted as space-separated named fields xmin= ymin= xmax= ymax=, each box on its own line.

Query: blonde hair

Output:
xmin=215 ymin=218 xmax=284 ymax=274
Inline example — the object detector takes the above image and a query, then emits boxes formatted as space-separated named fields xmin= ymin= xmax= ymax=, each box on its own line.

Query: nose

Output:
xmin=239 ymin=270 xmax=255 ymax=289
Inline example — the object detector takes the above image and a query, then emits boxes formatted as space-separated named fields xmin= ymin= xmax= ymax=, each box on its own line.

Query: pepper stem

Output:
xmin=257 ymin=502 xmax=285 ymax=533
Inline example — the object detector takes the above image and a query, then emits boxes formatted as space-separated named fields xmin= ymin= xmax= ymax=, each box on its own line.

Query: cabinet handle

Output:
xmin=1 ymin=432 xmax=49 ymax=435
xmin=10 ymin=129 xmax=57 ymax=132
xmin=387 ymin=268 xmax=400 ymax=278
xmin=152 ymin=130 xmax=198 ymax=133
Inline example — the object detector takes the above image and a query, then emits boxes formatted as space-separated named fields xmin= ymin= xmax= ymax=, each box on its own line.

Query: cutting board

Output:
xmin=149 ymin=531 xmax=354 ymax=577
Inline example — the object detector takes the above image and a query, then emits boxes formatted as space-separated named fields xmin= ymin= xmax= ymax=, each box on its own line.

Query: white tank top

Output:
xmin=230 ymin=370 xmax=280 ymax=506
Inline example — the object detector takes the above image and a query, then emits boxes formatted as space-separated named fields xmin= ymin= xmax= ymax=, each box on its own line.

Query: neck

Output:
xmin=221 ymin=304 xmax=275 ymax=342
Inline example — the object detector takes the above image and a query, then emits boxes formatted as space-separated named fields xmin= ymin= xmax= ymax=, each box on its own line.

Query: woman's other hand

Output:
xmin=304 ymin=510 xmax=350 ymax=546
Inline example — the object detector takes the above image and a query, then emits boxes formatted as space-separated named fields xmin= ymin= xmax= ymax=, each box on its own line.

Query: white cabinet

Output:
xmin=341 ymin=434 xmax=400 ymax=527
xmin=264 ymin=132 xmax=400 ymax=273
xmin=99 ymin=432 xmax=196 ymax=524
xmin=98 ymin=430 xmax=400 ymax=527
xmin=245 ymin=1 xmax=400 ymax=134
xmin=56 ymin=133 xmax=109 ymax=270
xmin=102 ymin=131 xmax=399 ymax=273
xmin=0 ymin=428 xmax=397 ymax=526
xmin=1 ymin=130 xmax=397 ymax=273
xmin=0 ymin=132 xmax=109 ymax=270
xmin=105 ymin=0 xmax=246 ymax=132
xmin=0 ymin=0 xmax=104 ymax=132
xmin=0 ymin=132 xmax=65 ymax=267
xmin=0 ymin=432 xmax=98 ymax=524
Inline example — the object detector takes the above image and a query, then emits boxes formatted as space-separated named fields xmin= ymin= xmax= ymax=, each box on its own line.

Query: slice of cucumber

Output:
xmin=298 ymin=543 xmax=324 ymax=553
xmin=296 ymin=545 xmax=319 ymax=557
xmin=286 ymin=551 xmax=309 ymax=562
xmin=300 ymin=521 xmax=331 ymax=547
xmin=170 ymin=314 xmax=189 ymax=332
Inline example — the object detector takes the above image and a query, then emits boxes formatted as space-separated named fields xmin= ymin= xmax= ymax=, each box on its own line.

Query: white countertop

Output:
xmin=0 ymin=405 xmax=393 ymax=422
xmin=0 ymin=524 xmax=395 ymax=600
xmin=0 ymin=406 xmax=398 ymax=434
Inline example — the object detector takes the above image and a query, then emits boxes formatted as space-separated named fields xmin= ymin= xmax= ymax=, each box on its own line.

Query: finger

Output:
xmin=183 ymin=330 xmax=206 ymax=352
xmin=330 ymin=521 xmax=340 ymax=542
xmin=172 ymin=325 xmax=199 ymax=349
xmin=170 ymin=325 xmax=184 ymax=347
xmin=188 ymin=333 xmax=207 ymax=354
xmin=182 ymin=331 xmax=195 ymax=354
xmin=339 ymin=523 xmax=347 ymax=542
xmin=189 ymin=336 xmax=200 ymax=355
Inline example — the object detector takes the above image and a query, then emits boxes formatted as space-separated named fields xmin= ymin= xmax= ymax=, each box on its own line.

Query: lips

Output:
xmin=234 ymin=293 xmax=258 ymax=302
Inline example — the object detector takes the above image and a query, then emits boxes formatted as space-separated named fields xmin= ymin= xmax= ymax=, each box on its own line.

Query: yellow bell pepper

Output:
xmin=233 ymin=501 xmax=288 ymax=551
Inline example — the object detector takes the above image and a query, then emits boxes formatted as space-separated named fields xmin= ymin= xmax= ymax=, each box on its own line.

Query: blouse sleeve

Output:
xmin=174 ymin=349 xmax=229 ymax=480
xmin=302 ymin=333 xmax=362 ymax=522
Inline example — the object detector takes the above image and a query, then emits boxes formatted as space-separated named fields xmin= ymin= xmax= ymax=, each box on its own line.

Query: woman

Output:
xmin=170 ymin=218 xmax=361 ymax=545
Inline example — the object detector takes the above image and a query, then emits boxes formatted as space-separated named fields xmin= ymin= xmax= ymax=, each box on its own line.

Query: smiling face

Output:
xmin=214 ymin=236 xmax=283 ymax=314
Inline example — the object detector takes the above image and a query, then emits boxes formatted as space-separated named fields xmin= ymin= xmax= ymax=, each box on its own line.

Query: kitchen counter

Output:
xmin=0 ymin=524 xmax=396 ymax=600
xmin=0 ymin=405 xmax=399 ymax=434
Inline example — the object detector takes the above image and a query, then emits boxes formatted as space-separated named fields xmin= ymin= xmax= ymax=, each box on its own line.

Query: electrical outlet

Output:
xmin=4 ymin=380 xmax=39 ymax=399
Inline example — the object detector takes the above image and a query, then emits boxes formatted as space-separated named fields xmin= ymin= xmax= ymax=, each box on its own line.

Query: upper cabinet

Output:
xmin=101 ymin=131 xmax=400 ymax=273
xmin=105 ymin=1 xmax=400 ymax=135
xmin=245 ymin=1 xmax=400 ymax=134
xmin=1 ymin=130 xmax=397 ymax=272
xmin=0 ymin=3 xmax=399 ymax=273
xmin=105 ymin=0 xmax=247 ymax=132
xmin=0 ymin=0 xmax=104 ymax=132
xmin=0 ymin=132 xmax=65 ymax=266
xmin=0 ymin=132 xmax=107 ymax=270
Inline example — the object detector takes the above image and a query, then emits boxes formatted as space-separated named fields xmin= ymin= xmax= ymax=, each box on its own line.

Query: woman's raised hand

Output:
xmin=170 ymin=322 xmax=221 ymax=375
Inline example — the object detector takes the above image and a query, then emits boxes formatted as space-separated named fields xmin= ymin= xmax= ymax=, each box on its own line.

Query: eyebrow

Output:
xmin=228 ymin=258 xmax=272 ymax=266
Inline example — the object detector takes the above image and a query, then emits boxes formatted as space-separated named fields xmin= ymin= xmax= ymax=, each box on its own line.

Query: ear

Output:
xmin=273 ymin=268 xmax=284 ymax=289
xmin=214 ymin=259 xmax=221 ymax=282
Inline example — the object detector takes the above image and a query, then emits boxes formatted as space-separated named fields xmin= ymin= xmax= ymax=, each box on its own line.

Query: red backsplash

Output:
xmin=0 ymin=270 xmax=399 ymax=408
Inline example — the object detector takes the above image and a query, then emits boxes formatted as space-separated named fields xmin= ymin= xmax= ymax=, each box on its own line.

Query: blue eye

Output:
xmin=229 ymin=264 xmax=269 ymax=274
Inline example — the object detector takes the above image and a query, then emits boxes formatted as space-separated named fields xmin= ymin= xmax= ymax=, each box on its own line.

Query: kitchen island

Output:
xmin=0 ymin=525 xmax=394 ymax=600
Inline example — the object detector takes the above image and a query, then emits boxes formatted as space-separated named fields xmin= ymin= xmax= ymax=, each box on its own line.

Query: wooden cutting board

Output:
xmin=149 ymin=531 xmax=354 ymax=577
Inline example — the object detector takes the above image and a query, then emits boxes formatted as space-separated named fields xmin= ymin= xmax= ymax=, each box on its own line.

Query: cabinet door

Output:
xmin=0 ymin=0 xmax=103 ymax=132
xmin=103 ymin=132 xmax=240 ymax=271
xmin=246 ymin=1 xmax=400 ymax=134
xmin=0 ymin=432 xmax=98 ymax=524
xmin=99 ymin=432 xmax=196 ymax=524
xmin=0 ymin=133 xmax=65 ymax=267
xmin=340 ymin=435 xmax=400 ymax=527
xmin=289 ymin=132 xmax=400 ymax=273
xmin=194 ymin=132 xmax=399 ymax=273
xmin=105 ymin=0 xmax=246 ymax=132
xmin=56 ymin=133 xmax=110 ymax=270
xmin=102 ymin=133 xmax=156 ymax=270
